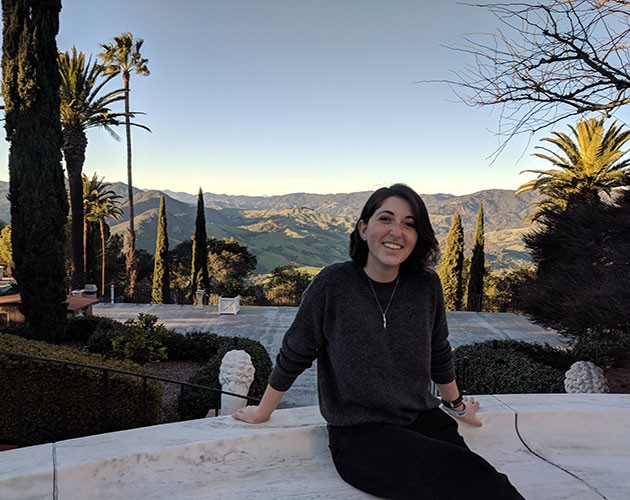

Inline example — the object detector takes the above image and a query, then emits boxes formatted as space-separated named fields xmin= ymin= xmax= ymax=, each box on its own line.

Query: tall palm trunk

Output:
xmin=98 ymin=32 xmax=150 ymax=300
xmin=83 ymin=213 xmax=88 ymax=275
xmin=123 ymin=71 xmax=138 ymax=298
xmin=62 ymin=127 xmax=88 ymax=290
xmin=82 ymin=212 xmax=95 ymax=282
xmin=99 ymin=219 xmax=107 ymax=298
xmin=83 ymin=173 xmax=122 ymax=299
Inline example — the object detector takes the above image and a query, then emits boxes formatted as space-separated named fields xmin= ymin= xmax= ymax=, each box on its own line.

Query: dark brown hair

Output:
xmin=349 ymin=183 xmax=439 ymax=273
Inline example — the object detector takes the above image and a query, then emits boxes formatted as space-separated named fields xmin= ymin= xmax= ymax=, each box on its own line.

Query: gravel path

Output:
xmin=146 ymin=359 xmax=205 ymax=422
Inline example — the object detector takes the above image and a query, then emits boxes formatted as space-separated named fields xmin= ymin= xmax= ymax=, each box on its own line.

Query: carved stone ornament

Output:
xmin=217 ymin=349 xmax=256 ymax=416
xmin=564 ymin=361 xmax=609 ymax=394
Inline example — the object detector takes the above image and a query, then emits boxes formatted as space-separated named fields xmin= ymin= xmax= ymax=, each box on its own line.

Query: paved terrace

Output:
xmin=90 ymin=304 xmax=567 ymax=408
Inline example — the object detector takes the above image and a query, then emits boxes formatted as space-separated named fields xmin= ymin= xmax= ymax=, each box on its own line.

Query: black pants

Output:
xmin=328 ymin=408 xmax=525 ymax=500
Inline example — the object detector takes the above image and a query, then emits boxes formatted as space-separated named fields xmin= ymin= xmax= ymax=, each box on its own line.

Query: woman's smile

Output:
xmin=358 ymin=196 xmax=418 ymax=281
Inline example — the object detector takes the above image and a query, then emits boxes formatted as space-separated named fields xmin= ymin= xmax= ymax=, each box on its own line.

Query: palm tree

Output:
xmin=59 ymin=46 xmax=126 ymax=290
xmin=517 ymin=117 xmax=630 ymax=219
xmin=98 ymin=32 xmax=150 ymax=299
xmin=83 ymin=173 xmax=123 ymax=297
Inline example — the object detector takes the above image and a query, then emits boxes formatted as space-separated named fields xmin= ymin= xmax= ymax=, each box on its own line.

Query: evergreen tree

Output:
xmin=2 ymin=0 xmax=68 ymax=342
xmin=521 ymin=192 xmax=630 ymax=345
xmin=437 ymin=212 xmax=465 ymax=311
xmin=484 ymin=266 xmax=534 ymax=313
xmin=208 ymin=237 xmax=257 ymax=297
xmin=190 ymin=188 xmax=209 ymax=304
xmin=103 ymin=233 xmax=127 ymax=288
xmin=466 ymin=203 xmax=485 ymax=311
xmin=0 ymin=226 xmax=12 ymax=273
xmin=168 ymin=239 xmax=192 ymax=289
xmin=266 ymin=262 xmax=312 ymax=305
xmin=152 ymin=196 xmax=171 ymax=304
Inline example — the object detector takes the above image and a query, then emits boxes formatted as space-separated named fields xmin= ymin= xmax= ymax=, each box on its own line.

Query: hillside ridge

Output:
xmin=0 ymin=181 xmax=537 ymax=273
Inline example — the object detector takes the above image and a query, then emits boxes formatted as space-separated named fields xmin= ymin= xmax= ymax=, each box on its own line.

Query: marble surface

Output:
xmin=0 ymin=395 xmax=629 ymax=499
xmin=494 ymin=394 xmax=630 ymax=500
xmin=0 ymin=443 xmax=53 ymax=500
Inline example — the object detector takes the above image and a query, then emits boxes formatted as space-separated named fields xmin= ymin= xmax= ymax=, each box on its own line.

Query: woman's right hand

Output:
xmin=232 ymin=405 xmax=270 ymax=424
xmin=232 ymin=384 xmax=284 ymax=424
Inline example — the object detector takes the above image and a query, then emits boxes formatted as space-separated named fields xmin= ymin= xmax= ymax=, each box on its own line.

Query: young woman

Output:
xmin=234 ymin=184 xmax=524 ymax=499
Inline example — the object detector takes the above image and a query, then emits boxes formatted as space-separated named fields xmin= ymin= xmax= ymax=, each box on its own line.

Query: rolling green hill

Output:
xmin=110 ymin=202 xmax=355 ymax=274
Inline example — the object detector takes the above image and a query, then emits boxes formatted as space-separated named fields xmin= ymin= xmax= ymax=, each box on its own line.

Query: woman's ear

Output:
xmin=357 ymin=220 xmax=368 ymax=240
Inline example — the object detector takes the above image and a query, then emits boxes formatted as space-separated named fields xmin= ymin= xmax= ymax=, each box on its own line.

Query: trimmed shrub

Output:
xmin=178 ymin=336 xmax=272 ymax=420
xmin=495 ymin=339 xmax=576 ymax=369
xmin=159 ymin=328 xmax=189 ymax=359
xmin=63 ymin=315 xmax=119 ymax=342
xmin=87 ymin=313 xmax=167 ymax=365
xmin=162 ymin=330 xmax=222 ymax=362
xmin=572 ymin=331 xmax=630 ymax=369
xmin=0 ymin=322 xmax=34 ymax=340
xmin=0 ymin=333 xmax=163 ymax=447
xmin=84 ymin=315 xmax=226 ymax=365
xmin=453 ymin=340 xmax=573 ymax=395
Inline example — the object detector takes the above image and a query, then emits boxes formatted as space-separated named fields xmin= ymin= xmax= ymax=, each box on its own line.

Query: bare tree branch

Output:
xmin=436 ymin=1 xmax=630 ymax=154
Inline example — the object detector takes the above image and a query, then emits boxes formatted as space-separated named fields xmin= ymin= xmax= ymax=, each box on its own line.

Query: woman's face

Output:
xmin=358 ymin=196 xmax=418 ymax=280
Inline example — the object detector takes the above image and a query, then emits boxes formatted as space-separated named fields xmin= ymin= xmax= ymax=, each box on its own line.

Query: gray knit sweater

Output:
xmin=268 ymin=261 xmax=456 ymax=427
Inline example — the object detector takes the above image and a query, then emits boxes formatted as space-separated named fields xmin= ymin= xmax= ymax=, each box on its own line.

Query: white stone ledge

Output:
xmin=1 ymin=394 xmax=629 ymax=500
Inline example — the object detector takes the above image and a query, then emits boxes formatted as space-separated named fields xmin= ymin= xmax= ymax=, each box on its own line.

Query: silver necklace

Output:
xmin=366 ymin=273 xmax=400 ymax=330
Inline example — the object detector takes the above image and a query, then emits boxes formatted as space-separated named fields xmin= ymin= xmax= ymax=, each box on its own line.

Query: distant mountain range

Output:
xmin=0 ymin=181 xmax=539 ymax=274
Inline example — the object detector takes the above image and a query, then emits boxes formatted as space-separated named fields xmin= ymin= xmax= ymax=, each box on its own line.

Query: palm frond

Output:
xmin=517 ymin=117 xmax=630 ymax=218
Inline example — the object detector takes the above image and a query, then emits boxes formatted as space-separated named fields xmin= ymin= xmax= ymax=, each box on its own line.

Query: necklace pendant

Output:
xmin=365 ymin=271 xmax=399 ymax=332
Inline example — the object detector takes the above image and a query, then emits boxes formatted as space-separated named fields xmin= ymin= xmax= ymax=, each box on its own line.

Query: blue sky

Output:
xmin=0 ymin=0 xmax=577 ymax=197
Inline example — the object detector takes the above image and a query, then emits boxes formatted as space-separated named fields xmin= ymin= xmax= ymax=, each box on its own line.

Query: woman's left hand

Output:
xmin=459 ymin=396 xmax=482 ymax=427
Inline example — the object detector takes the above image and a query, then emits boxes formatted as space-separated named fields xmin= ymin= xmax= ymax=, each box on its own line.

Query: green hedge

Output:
xmin=161 ymin=330 xmax=223 ymax=361
xmin=572 ymin=331 xmax=630 ymax=369
xmin=179 ymin=336 xmax=273 ymax=420
xmin=453 ymin=340 xmax=574 ymax=395
xmin=0 ymin=333 xmax=163 ymax=447
xmin=62 ymin=315 xmax=120 ymax=342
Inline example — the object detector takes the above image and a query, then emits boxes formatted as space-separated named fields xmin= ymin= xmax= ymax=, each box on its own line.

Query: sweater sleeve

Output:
xmin=429 ymin=273 xmax=456 ymax=384
xmin=268 ymin=275 xmax=326 ymax=392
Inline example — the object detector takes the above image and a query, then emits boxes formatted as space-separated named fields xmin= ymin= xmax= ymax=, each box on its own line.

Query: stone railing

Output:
xmin=1 ymin=394 xmax=629 ymax=500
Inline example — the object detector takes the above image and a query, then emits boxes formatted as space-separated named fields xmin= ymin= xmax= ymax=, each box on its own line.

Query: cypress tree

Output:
xmin=190 ymin=188 xmax=209 ymax=304
xmin=2 ymin=0 xmax=68 ymax=342
xmin=437 ymin=211 xmax=465 ymax=311
xmin=151 ymin=196 xmax=171 ymax=304
xmin=466 ymin=202 xmax=485 ymax=311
